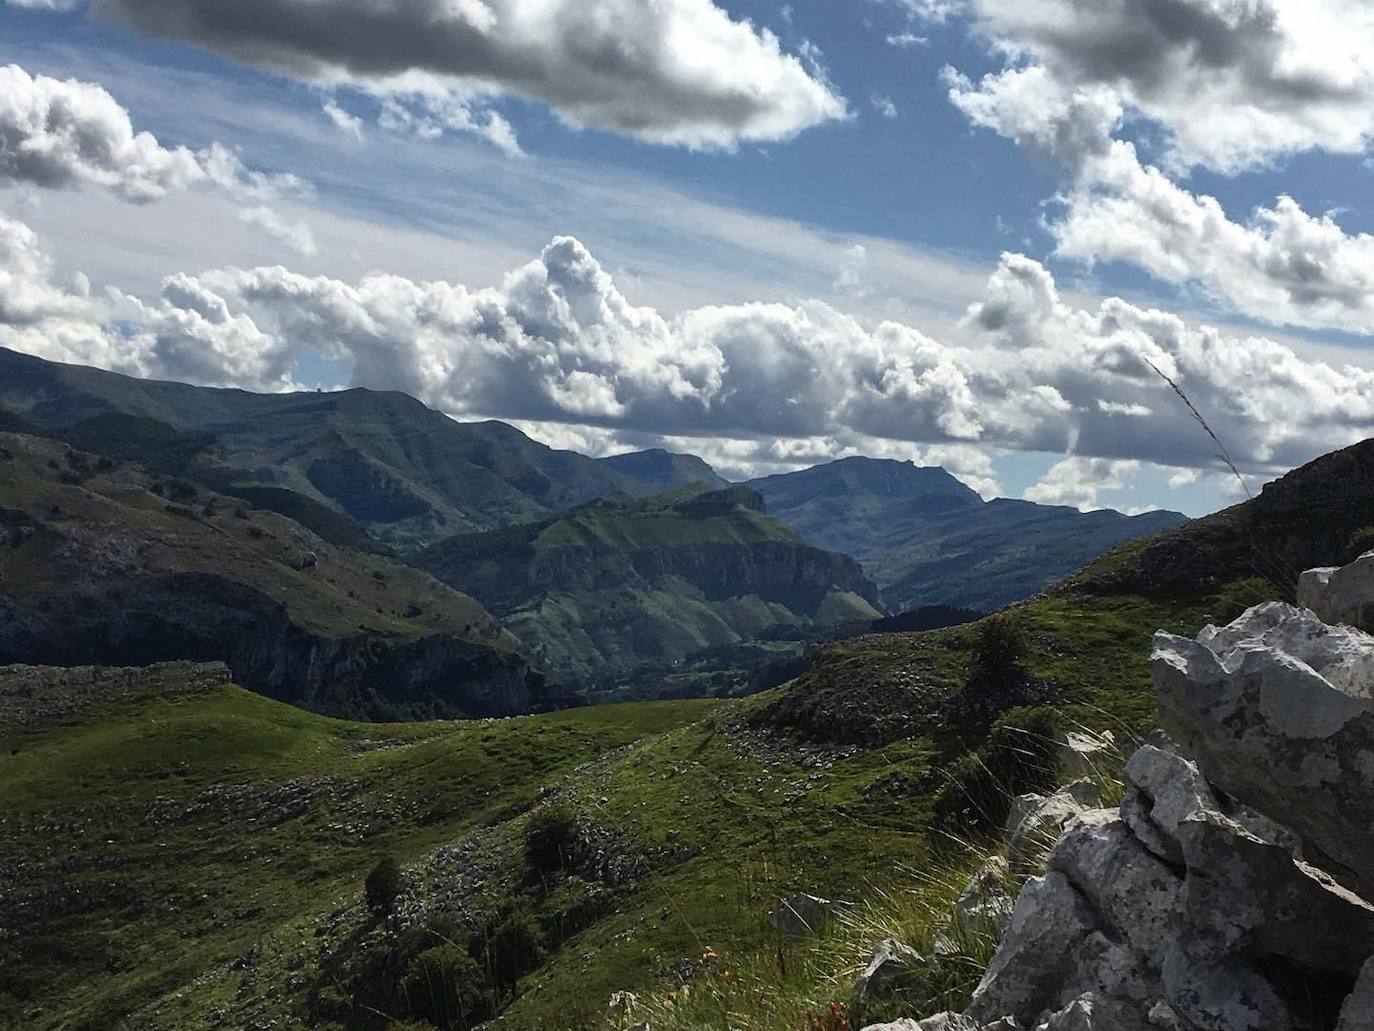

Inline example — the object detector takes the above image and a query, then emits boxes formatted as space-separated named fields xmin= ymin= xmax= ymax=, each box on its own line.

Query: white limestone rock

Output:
xmin=1058 ymin=730 xmax=1116 ymax=782
xmin=1298 ymin=549 xmax=1374 ymax=630
xmin=1152 ymin=601 xmax=1374 ymax=888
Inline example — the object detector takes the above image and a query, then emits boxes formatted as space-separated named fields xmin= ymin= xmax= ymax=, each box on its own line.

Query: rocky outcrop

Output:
xmin=0 ymin=573 xmax=556 ymax=721
xmin=880 ymin=551 xmax=1374 ymax=1031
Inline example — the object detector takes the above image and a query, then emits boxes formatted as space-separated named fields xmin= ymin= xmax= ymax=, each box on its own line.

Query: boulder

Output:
xmin=1339 ymin=956 xmax=1374 ymax=1030
xmin=1034 ymin=993 xmax=1152 ymax=1031
xmin=948 ymin=857 xmax=1016 ymax=942
xmin=855 ymin=938 xmax=926 ymax=1001
xmin=1152 ymin=601 xmax=1374 ymax=889
xmin=1007 ymin=790 xmax=1088 ymax=877
xmin=1057 ymin=730 xmax=1115 ymax=782
xmin=1298 ymin=550 xmax=1374 ymax=630
xmin=1048 ymin=811 xmax=1182 ymax=964
xmin=966 ymin=873 xmax=1097 ymax=1026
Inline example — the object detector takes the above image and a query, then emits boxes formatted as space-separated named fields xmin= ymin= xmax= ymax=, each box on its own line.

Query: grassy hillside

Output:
xmin=0 ymin=347 xmax=644 ymax=550
xmin=0 ymin=663 xmax=716 ymax=1031
xmin=0 ymin=431 xmax=551 ymax=719
xmin=418 ymin=486 xmax=883 ymax=688
xmin=749 ymin=457 xmax=1186 ymax=612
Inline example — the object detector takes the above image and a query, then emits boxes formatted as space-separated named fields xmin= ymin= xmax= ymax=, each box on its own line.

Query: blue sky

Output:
xmin=2 ymin=0 xmax=1373 ymax=517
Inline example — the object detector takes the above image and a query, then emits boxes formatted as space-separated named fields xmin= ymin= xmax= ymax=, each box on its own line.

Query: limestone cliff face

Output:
xmin=418 ymin=487 xmax=885 ymax=678
xmin=0 ymin=572 xmax=555 ymax=720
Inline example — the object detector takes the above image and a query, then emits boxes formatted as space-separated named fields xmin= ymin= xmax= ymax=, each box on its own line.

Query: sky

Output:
xmin=2 ymin=1 xmax=1374 ymax=517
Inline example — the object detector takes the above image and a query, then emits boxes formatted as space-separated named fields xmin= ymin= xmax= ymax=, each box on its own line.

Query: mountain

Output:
xmin=748 ymin=456 xmax=1188 ymax=611
xmin=416 ymin=483 xmax=883 ymax=686
xmin=0 ymin=429 xmax=554 ymax=719
xmin=596 ymin=448 xmax=729 ymax=492
xmin=0 ymin=347 xmax=648 ymax=550
xmin=9 ymin=435 xmax=1374 ymax=1030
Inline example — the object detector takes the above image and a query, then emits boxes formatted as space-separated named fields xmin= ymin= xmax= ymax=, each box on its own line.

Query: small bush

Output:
xmin=933 ymin=707 xmax=1060 ymax=834
xmin=483 ymin=902 xmax=545 ymax=998
xmin=365 ymin=856 xmax=404 ymax=919
xmin=402 ymin=943 xmax=488 ymax=1029
xmin=970 ymin=614 xmax=1029 ymax=682
xmin=1348 ymin=526 xmax=1374 ymax=563
xmin=522 ymin=803 xmax=580 ymax=877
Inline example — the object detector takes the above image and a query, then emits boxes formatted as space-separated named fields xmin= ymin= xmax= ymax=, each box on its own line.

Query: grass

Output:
xmin=0 ymin=674 xmax=715 ymax=1031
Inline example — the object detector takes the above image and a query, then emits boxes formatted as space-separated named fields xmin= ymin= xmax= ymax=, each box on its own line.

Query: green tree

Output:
xmin=365 ymin=856 xmax=405 ymax=919
xmin=403 ymin=943 xmax=489 ymax=1030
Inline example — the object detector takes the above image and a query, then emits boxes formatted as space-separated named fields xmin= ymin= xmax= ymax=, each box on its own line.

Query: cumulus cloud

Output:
xmin=80 ymin=0 xmax=847 ymax=150
xmin=938 ymin=5 xmax=1374 ymax=336
xmin=1024 ymin=456 xmax=1139 ymax=511
xmin=1053 ymin=141 xmax=1374 ymax=335
xmin=955 ymin=0 xmax=1374 ymax=174
xmin=0 ymin=62 xmax=317 ymax=258
xmin=4 ymin=220 xmax=1372 ymax=480
xmin=0 ymin=213 xmax=296 ymax=389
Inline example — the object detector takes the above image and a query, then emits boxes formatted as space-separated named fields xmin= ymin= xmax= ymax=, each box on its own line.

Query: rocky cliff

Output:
xmin=418 ymin=486 xmax=884 ymax=680
xmin=875 ymin=548 xmax=1374 ymax=1031
xmin=0 ymin=432 xmax=555 ymax=720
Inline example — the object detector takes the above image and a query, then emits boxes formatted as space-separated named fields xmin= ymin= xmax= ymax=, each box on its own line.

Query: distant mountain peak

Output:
xmin=596 ymin=448 xmax=729 ymax=492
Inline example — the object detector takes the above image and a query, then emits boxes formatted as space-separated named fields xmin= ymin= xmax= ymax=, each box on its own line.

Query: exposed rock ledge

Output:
xmin=872 ymin=552 xmax=1374 ymax=1031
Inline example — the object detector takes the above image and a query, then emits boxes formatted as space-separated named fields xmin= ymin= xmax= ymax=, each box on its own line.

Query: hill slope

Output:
xmin=748 ymin=457 xmax=1187 ymax=611
xmin=8 ymin=440 xmax=1374 ymax=1030
xmin=0 ymin=347 xmax=644 ymax=550
xmin=417 ymin=485 xmax=884 ymax=687
xmin=0 ymin=431 xmax=551 ymax=719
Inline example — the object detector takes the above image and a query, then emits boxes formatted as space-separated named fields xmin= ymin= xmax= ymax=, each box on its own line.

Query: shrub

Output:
xmin=1348 ymin=526 xmax=1374 ymax=563
xmin=970 ymin=614 xmax=1029 ymax=682
xmin=483 ymin=902 xmax=545 ymax=998
xmin=365 ymin=856 xmax=404 ymax=919
xmin=402 ymin=943 xmax=488 ymax=1030
xmin=522 ymin=803 xmax=580 ymax=877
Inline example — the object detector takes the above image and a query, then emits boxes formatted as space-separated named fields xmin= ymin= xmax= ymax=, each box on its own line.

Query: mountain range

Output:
xmin=748 ymin=457 xmax=1187 ymax=612
xmin=0 ymin=346 xmax=1186 ymax=701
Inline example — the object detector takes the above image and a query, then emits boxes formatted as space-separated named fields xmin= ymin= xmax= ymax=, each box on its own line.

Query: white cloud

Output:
xmin=886 ymin=33 xmax=930 ymax=48
xmin=941 ymin=8 xmax=1374 ymax=337
xmin=1024 ymin=456 xmax=1139 ymax=511
xmin=5 ymin=220 xmax=1372 ymax=482
xmin=1053 ymin=141 xmax=1374 ymax=335
xmin=321 ymin=99 xmax=363 ymax=140
xmin=881 ymin=0 xmax=964 ymax=24
xmin=81 ymin=0 xmax=848 ymax=151
xmin=376 ymin=92 xmax=523 ymax=156
xmin=957 ymin=0 xmax=1374 ymax=175
xmin=237 ymin=206 xmax=317 ymax=256
xmin=0 ymin=61 xmax=319 ymax=263
xmin=871 ymin=94 xmax=899 ymax=119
